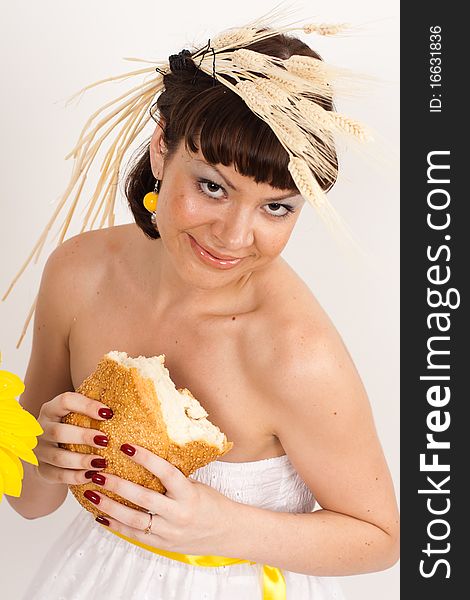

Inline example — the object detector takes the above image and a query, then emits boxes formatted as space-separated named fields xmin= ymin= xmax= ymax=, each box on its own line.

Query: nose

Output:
xmin=212 ymin=206 xmax=254 ymax=252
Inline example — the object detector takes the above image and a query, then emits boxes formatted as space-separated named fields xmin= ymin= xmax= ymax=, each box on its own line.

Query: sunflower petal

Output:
xmin=0 ymin=448 xmax=22 ymax=497
xmin=4 ymin=475 xmax=22 ymax=497
xmin=0 ymin=415 xmax=44 ymax=437
xmin=0 ymin=399 xmax=44 ymax=436
xmin=0 ymin=397 xmax=26 ymax=412
xmin=13 ymin=434 xmax=38 ymax=449
xmin=0 ymin=371 xmax=25 ymax=400
xmin=0 ymin=418 xmax=43 ymax=438
xmin=0 ymin=447 xmax=23 ymax=478
xmin=0 ymin=431 xmax=39 ymax=465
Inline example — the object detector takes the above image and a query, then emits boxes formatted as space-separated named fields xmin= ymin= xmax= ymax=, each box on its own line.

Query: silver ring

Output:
xmin=144 ymin=512 xmax=153 ymax=535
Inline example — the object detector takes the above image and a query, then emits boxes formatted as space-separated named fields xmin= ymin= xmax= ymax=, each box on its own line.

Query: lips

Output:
xmin=188 ymin=236 xmax=240 ymax=260
xmin=201 ymin=246 xmax=238 ymax=260
xmin=187 ymin=234 xmax=245 ymax=270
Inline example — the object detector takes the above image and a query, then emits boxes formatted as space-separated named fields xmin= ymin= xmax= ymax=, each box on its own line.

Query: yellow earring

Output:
xmin=143 ymin=179 xmax=160 ymax=213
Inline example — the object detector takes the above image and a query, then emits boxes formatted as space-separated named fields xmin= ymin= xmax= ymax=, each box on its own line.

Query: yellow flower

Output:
xmin=0 ymin=368 xmax=43 ymax=500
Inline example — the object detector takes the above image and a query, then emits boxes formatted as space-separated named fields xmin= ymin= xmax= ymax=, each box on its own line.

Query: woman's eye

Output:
xmin=265 ymin=203 xmax=293 ymax=218
xmin=197 ymin=179 xmax=294 ymax=219
xmin=198 ymin=179 xmax=225 ymax=198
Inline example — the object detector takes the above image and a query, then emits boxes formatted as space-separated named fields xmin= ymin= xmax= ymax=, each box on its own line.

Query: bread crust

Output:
xmin=60 ymin=355 xmax=233 ymax=519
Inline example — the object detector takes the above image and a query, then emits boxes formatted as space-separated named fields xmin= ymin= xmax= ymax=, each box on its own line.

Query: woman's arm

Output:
xmin=223 ymin=497 xmax=398 ymax=576
xmin=229 ymin=316 xmax=400 ymax=575
xmin=7 ymin=242 xmax=78 ymax=518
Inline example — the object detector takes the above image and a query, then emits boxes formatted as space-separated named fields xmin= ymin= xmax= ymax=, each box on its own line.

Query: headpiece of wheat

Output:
xmin=2 ymin=4 xmax=373 ymax=348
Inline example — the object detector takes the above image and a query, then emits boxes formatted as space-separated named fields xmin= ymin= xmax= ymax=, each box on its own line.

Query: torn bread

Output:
xmin=60 ymin=351 xmax=234 ymax=518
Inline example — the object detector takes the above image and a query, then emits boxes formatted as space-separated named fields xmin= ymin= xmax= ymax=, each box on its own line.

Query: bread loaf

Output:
xmin=60 ymin=351 xmax=233 ymax=518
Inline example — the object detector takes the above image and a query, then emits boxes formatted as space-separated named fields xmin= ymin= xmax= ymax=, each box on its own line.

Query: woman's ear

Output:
xmin=149 ymin=121 xmax=167 ymax=178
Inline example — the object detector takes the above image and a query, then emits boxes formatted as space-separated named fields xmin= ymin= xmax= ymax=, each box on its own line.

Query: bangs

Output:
xmin=193 ymin=90 xmax=296 ymax=191
xmin=162 ymin=83 xmax=297 ymax=191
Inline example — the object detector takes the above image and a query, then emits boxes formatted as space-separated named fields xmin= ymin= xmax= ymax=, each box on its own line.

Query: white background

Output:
xmin=0 ymin=1 xmax=399 ymax=598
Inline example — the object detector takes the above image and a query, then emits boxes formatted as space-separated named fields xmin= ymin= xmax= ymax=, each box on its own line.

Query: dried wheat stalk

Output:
xmin=3 ymin=4 xmax=374 ymax=348
xmin=288 ymin=156 xmax=362 ymax=255
xmin=303 ymin=23 xmax=350 ymax=36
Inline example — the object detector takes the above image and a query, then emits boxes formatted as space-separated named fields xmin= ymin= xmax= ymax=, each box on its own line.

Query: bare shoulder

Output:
xmin=49 ymin=223 xmax=131 ymax=268
xmin=43 ymin=224 xmax=135 ymax=332
xmin=244 ymin=258 xmax=366 ymax=427
xmin=49 ymin=223 xmax=135 ymax=286
xmin=19 ymin=225 xmax=132 ymax=418
xmin=245 ymin=259 xmax=344 ymax=383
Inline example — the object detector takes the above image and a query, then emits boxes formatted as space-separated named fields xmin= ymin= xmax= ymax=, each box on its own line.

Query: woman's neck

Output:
xmin=147 ymin=237 xmax=265 ymax=319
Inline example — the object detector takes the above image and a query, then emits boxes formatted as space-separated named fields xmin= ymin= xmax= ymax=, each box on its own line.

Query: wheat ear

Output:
xmin=303 ymin=23 xmax=350 ymax=36
xmin=288 ymin=157 xmax=362 ymax=253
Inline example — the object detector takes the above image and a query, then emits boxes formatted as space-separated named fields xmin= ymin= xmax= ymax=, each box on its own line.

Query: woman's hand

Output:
xmin=87 ymin=443 xmax=236 ymax=556
xmin=36 ymin=391 xmax=114 ymax=485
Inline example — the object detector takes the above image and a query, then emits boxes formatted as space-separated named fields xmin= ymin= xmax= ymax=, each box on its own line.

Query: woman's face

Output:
xmin=150 ymin=128 xmax=305 ymax=288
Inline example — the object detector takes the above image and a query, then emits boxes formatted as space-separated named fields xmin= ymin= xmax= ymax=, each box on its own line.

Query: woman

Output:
xmin=7 ymin=16 xmax=399 ymax=600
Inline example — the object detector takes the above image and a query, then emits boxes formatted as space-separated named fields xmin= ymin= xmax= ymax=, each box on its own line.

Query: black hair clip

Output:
xmin=191 ymin=39 xmax=217 ymax=86
xmin=168 ymin=48 xmax=193 ymax=72
xmin=154 ymin=42 xmax=217 ymax=87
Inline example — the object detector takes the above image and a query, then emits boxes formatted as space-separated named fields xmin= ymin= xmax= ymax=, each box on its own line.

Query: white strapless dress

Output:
xmin=23 ymin=454 xmax=346 ymax=599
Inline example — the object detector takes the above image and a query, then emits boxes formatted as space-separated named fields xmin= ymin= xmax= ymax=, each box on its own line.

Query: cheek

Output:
xmin=256 ymin=223 xmax=294 ymax=257
xmin=163 ymin=189 xmax=202 ymax=226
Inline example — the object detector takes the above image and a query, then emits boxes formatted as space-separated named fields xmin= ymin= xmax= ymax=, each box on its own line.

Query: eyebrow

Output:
xmin=193 ymin=159 xmax=302 ymax=203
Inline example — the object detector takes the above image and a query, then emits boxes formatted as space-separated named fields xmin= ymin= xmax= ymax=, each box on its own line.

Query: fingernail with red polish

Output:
xmin=98 ymin=408 xmax=113 ymax=419
xmin=96 ymin=516 xmax=110 ymax=526
xmin=92 ymin=473 xmax=106 ymax=486
xmin=120 ymin=443 xmax=136 ymax=456
xmin=85 ymin=470 xmax=98 ymax=479
xmin=91 ymin=458 xmax=107 ymax=468
xmin=94 ymin=435 xmax=109 ymax=447
xmin=84 ymin=489 xmax=100 ymax=505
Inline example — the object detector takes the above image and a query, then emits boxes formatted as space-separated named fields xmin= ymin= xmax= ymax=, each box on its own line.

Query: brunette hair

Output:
xmin=123 ymin=32 xmax=338 ymax=240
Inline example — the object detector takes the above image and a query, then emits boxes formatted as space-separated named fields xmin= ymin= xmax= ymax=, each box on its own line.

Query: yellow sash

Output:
xmin=106 ymin=527 xmax=286 ymax=599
